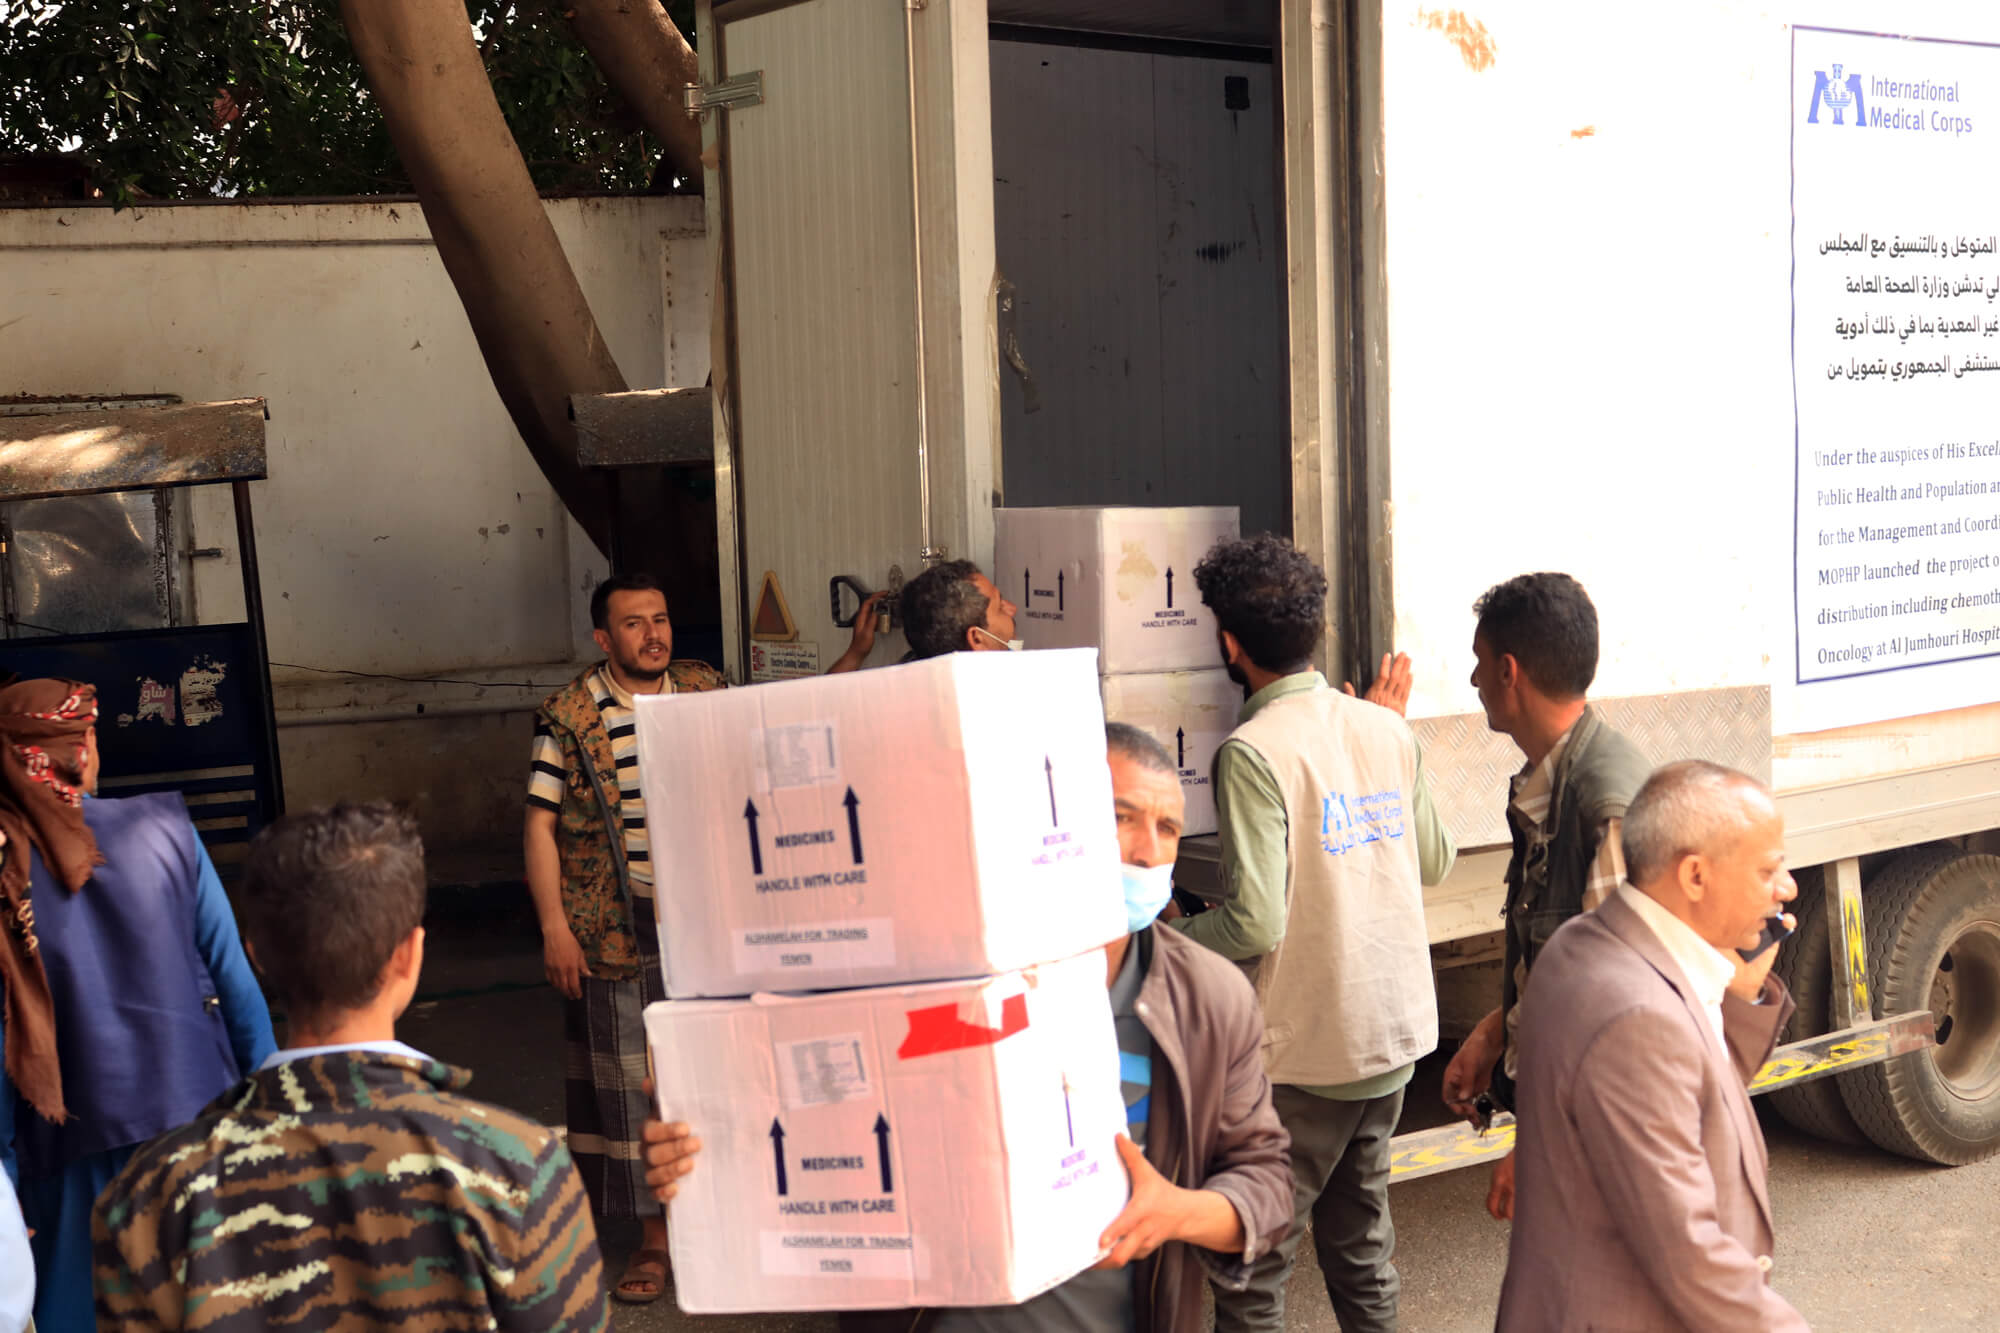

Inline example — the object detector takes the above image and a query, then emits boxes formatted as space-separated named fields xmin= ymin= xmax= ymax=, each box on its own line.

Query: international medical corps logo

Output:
xmin=1808 ymin=62 xmax=1868 ymax=127
xmin=1319 ymin=787 xmax=1405 ymax=857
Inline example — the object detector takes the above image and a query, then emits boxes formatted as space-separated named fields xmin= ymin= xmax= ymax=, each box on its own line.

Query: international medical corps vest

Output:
xmin=17 ymin=793 xmax=242 ymax=1173
xmin=1228 ymin=685 xmax=1437 ymax=1086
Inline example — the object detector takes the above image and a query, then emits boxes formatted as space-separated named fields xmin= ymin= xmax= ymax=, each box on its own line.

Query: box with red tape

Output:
xmin=643 ymin=947 xmax=1127 ymax=1313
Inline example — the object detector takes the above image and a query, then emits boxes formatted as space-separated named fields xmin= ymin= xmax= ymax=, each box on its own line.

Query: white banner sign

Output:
xmin=1791 ymin=24 xmax=2000 ymax=731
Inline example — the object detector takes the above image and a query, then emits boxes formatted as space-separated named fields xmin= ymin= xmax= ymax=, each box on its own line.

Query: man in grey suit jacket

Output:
xmin=1497 ymin=760 xmax=1810 ymax=1332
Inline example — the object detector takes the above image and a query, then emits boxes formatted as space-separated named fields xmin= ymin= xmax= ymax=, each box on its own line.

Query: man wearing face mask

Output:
xmin=897 ymin=559 xmax=1023 ymax=658
xmin=1177 ymin=534 xmax=1454 ymax=1333
xmin=638 ymin=723 xmax=1293 ymax=1333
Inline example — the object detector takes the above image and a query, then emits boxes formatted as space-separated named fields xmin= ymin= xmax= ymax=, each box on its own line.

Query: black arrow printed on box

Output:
xmin=1057 ymin=568 xmax=1064 ymax=611
xmin=1175 ymin=727 xmax=1185 ymax=768
xmin=1165 ymin=567 xmax=1174 ymax=609
xmin=1045 ymin=756 xmax=1058 ymax=826
xmin=744 ymin=799 xmax=764 ymax=875
xmin=842 ymin=786 xmax=864 ymax=865
xmin=771 ymin=1118 xmax=788 ymax=1196
xmin=874 ymin=1114 xmax=893 ymax=1194
xmin=1023 ymin=567 xmax=1031 ymax=608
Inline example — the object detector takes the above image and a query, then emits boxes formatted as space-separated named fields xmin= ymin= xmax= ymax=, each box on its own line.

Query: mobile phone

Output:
xmin=1737 ymin=914 xmax=1796 ymax=961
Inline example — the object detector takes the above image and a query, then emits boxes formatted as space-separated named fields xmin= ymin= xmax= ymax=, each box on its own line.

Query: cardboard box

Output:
xmin=645 ymin=949 xmax=1131 ymax=1312
xmin=994 ymin=506 xmax=1241 ymax=673
xmin=637 ymin=648 xmax=1125 ymax=997
xmin=1098 ymin=669 xmax=1240 ymax=836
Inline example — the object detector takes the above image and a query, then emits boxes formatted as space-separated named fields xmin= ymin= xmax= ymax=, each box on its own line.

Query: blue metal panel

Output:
xmin=0 ymin=624 xmax=279 ymax=848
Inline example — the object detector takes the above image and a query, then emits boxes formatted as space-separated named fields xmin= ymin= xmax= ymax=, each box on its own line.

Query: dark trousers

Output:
xmin=1213 ymin=1082 xmax=1404 ymax=1333
xmin=563 ymin=965 xmax=667 ymax=1222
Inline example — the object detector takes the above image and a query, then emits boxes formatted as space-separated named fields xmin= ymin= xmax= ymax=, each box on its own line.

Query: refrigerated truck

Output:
xmin=673 ymin=0 xmax=2000 ymax=1171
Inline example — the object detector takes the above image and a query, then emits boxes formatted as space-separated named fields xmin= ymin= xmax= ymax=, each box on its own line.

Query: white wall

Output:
xmin=0 ymin=196 xmax=710 ymax=852
xmin=1377 ymin=1 xmax=2000 ymax=751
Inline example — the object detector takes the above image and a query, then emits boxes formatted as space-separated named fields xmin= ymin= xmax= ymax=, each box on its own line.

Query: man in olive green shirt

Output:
xmin=1174 ymin=535 xmax=1454 ymax=1333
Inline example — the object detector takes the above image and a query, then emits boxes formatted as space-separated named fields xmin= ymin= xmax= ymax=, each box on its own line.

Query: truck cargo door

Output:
xmin=694 ymin=0 xmax=999 ymax=680
xmin=1277 ymin=0 xmax=1383 ymax=681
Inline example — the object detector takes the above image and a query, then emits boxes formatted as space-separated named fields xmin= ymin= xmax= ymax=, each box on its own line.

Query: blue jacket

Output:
xmin=2 ymin=793 xmax=275 ymax=1179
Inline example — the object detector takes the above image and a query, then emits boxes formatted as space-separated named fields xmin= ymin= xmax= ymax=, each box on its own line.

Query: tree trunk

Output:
xmin=340 ymin=0 xmax=622 ymax=552
xmin=562 ymin=0 xmax=705 ymax=187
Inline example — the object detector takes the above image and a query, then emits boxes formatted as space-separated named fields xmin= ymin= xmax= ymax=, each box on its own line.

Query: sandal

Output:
xmin=612 ymin=1247 xmax=671 ymax=1305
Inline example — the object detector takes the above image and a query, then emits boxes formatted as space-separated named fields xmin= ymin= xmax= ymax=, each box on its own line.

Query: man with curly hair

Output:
xmin=1173 ymin=534 xmax=1454 ymax=1333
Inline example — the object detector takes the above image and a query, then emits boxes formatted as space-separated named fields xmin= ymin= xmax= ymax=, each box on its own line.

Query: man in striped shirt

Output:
xmin=526 ymin=574 xmax=725 ymax=1304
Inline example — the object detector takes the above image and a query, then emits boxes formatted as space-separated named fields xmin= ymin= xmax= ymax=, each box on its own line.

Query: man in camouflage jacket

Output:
xmin=94 ymin=803 xmax=607 ymax=1331
xmin=524 ymin=574 xmax=725 ymax=1304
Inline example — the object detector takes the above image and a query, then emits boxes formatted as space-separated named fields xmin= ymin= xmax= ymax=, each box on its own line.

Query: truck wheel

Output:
xmin=1839 ymin=848 xmax=2000 ymax=1164
xmin=1766 ymin=870 xmax=1868 ymax=1147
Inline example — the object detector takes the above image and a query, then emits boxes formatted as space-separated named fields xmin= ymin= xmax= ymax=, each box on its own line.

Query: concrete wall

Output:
xmin=0 ymin=196 xmax=711 ymax=862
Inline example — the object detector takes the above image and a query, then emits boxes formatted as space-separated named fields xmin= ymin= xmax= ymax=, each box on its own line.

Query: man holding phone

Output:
xmin=1497 ymin=761 xmax=1807 ymax=1330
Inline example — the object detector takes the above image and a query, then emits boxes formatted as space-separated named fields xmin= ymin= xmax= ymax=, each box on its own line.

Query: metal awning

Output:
xmin=0 ymin=396 xmax=268 ymax=502
xmin=569 ymin=386 xmax=713 ymax=468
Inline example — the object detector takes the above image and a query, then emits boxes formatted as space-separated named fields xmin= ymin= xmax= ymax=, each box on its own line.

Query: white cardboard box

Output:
xmin=1098 ymin=669 xmax=1240 ymax=837
xmin=994 ymin=506 xmax=1241 ymax=673
xmin=645 ymin=949 xmax=1131 ymax=1312
xmin=637 ymin=648 xmax=1125 ymax=997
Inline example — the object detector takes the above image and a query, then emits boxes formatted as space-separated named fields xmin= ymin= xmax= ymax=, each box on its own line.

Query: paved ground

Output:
xmin=404 ymin=907 xmax=2000 ymax=1331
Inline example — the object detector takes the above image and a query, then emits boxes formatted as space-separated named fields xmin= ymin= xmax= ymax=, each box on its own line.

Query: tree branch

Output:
xmin=340 ymin=0 xmax=621 ymax=553
xmin=559 ymin=0 xmax=703 ymax=187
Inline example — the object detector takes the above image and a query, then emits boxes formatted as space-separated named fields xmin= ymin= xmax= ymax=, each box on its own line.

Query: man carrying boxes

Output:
xmin=1177 ymin=534 xmax=1456 ymax=1333
xmin=639 ymin=719 xmax=1294 ymax=1332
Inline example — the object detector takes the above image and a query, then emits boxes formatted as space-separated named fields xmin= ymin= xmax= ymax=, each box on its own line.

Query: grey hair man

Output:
xmin=898 ymin=560 xmax=1021 ymax=658
xmin=1497 ymin=761 xmax=1806 ymax=1332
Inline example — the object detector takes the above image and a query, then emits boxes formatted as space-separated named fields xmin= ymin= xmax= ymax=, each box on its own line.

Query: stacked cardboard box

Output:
xmin=995 ymin=507 xmax=1243 ymax=834
xmin=635 ymin=649 xmax=1132 ymax=1312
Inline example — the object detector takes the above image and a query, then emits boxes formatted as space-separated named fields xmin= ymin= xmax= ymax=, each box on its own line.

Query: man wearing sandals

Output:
xmin=526 ymin=573 xmax=725 ymax=1305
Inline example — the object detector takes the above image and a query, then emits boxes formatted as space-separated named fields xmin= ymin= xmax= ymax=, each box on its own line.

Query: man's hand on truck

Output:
xmin=828 ymin=590 xmax=891 ymax=674
xmin=1344 ymin=651 xmax=1414 ymax=716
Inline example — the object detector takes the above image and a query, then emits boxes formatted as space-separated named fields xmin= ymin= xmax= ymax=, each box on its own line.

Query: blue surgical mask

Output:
xmin=1120 ymin=862 xmax=1176 ymax=932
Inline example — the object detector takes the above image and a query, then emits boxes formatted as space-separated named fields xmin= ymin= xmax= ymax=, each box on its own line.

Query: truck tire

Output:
xmin=1766 ymin=870 xmax=1868 ymax=1147
xmin=1838 ymin=847 xmax=2000 ymax=1164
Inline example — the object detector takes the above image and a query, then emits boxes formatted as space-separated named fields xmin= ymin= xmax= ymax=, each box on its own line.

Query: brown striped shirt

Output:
xmin=92 ymin=1052 xmax=607 ymax=1331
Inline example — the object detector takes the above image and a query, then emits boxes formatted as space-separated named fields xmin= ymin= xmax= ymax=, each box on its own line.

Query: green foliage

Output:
xmin=0 ymin=1 xmax=700 ymax=200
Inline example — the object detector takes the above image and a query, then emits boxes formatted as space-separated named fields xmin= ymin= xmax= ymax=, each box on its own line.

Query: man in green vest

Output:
xmin=1439 ymin=572 xmax=1652 ymax=1222
xmin=1172 ymin=534 xmax=1455 ymax=1333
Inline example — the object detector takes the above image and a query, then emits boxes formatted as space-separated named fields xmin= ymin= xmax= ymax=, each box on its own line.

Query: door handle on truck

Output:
xmin=830 ymin=575 xmax=896 ymax=632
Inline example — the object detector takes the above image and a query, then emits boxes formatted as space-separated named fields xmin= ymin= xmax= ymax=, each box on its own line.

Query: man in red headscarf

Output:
xmin=0 ymin=678 xmax=275 ymax=1331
